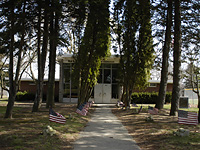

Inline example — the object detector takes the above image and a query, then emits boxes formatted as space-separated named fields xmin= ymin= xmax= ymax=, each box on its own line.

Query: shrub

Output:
xmin=15 ymin=91 xmax=59 ymax=102
xmin=16 ymin=91 xmax=35 ymax=101
xmin=131 ymin=92 xmax=172 ymax=104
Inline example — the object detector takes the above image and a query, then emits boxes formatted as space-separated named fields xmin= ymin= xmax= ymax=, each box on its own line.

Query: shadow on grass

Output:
xmin=0 ymin=103 xmax=95 ymax=150
xmin=112 ymin=107 xmax=200 ymax=150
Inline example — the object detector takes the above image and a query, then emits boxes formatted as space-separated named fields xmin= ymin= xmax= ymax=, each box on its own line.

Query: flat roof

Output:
xmin=57 ymin=54 xmax=120 ymax=64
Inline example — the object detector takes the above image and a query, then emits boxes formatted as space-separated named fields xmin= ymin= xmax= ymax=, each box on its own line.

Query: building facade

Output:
xmin=17 ymin=55 xmax=174 ymax=103
xmin=58 ymin=54 xmax=121 ymax=104
xmin=132 ymin=80 xmax=173 ymax=93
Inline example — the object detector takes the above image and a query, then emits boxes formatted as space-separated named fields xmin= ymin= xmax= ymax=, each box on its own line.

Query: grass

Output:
xmin=0 ymin=98 xmax=8 ymax=107
xmin=163 ymin=133 xmax=200 ymax=150
xmin=0 ymin=102 xmax=95 ymax=150
xmin=112 ymin=104 xmax=200 ymax=150
xmin=1 ymin=99 xmax=199 ymax=149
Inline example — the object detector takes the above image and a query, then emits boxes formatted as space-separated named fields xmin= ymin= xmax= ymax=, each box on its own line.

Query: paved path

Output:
xmin=73 ymin=104 xmax=141 ymax=150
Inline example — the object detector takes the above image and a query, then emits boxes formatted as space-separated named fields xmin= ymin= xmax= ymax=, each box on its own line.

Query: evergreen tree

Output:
xmin=155 ymin=0 xmax=173 ymax=109
xmin=32 ymin=0 xmax=50 ymax=112
xmin=46 ymin=0 xmax=62 ymax=108
xmin=0 ymin=0 xmax=31 ymax=118
xmin=113 ymin=0 xmax=154 ymax=108
xmin=170 ymin=0 xmax=182 ymax=116
xmin=75 ymin=0 xmax=111 ymax=106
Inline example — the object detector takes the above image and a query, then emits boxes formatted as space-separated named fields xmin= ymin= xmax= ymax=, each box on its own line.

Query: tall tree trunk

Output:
xmin=5 ymin=3 xmax=15 ymax=119
xmin=197 ymin=76 xmax=200 ymax=123
xmin=156 ymin=0 xmax=172 ymax=109
xmin=5 ymin=0 xmax=26 ymax=118
xmin=32 ymin=0 xmax=49 ymax=112
xmin=77 ymin=70 xmax=82 ymax=107
xmin=194 ymin=74 xmax=200 ymax=123
xmin=1 ymin=76 xmax=3 ymax=98
xmin=170 ymin=0 xmax=182 ymax=116
xmin=46 ymin=1 xmax=59 ymax=108
xmin=15 ymin=0 xmax=26 ymax=94
xmin=32 ymin=2 xmax=42 ymax=112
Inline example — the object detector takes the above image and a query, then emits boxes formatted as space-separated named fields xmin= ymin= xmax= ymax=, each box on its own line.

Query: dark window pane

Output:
xmin=71 ymin=88 xmax=78 ymax=98
xmin=112 ymin=64 xmax=119 ymax=69
xmin=112 ymin=84 xmax=119 ymax=99
xmin=63 ymin=84 xmax=70 ymax=98
xmin=112 ymin=69 xmax=119 ymax=83
xmin=104 ymin=69 xmax=111 ymax=83
xmin=64 ymin=68 xmax=70 ymax=83
xmin=63 ymin=64 xmax=70 ymax=69
xmin=97 ymin=69 xmax=102 ymax=83
xmin=91 ymin=87 xmax=94 ymax=98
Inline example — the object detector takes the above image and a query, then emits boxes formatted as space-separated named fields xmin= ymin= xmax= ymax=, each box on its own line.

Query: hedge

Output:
xmin=15 ymin=91 xmax=59 ymax=102
xmin=131 ymin=92 xmax=172 ymax=104
xmin=16 ymin=91 xmax=35 ymax=101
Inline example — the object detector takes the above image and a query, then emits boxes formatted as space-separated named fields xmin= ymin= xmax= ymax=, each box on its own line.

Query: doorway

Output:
xmin=94 ymin=84 xmax=111 ymax=103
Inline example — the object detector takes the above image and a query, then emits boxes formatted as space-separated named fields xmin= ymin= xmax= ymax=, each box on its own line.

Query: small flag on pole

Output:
xmin=76 ymin=101 xmax=94 ymax=116
xmin=49 ymin=108 xmax=66 ymax=124
xmin=148 ymin=106 xmax=158 ymax=115
xmin=178 ymin=110 xmax=198 ymax=125
xmin=76 ymin=105 xmax=87 ymax=116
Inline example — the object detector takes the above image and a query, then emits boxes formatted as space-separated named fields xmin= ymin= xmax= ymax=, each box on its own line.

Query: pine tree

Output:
xmin=0 ymin=0 xmax=30 ymax=118
xmin=156 ymin=0 xmax=173 ymax=109
xmin=75 ymin=0 xmax=111 ymax=106
xmin=32 ymin=0 xmax=50 ymax=112
xmin=46 ymin=0 xmax=61 ymax=108
xmin=113 ymin=0 xmax=154 ymax=108
xmin=170 ymin=0 xmax=182 ymax=116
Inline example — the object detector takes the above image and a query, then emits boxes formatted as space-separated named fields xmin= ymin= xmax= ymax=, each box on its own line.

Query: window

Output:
xmin=64 ymin=68 xmax=70 ymax=83
xmin=112 ymin=84 xmax=119 ymax=99
xmin=63 ymin=63 xmax=78 ymax=99
xmin=29 ymin=82 xmax=36 ymax=85
xmin=97 ymin=69 xmax=102 ymax=83
xmin=149 ymin=83 xmax=157 ymax=87
xmin=104 ymin=69 xmax=111 ymax=83
xmin=112 ymin=69 xmax=119 ymax=83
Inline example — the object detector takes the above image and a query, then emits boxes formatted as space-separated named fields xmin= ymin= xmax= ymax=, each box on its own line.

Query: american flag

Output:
xmin=49 ymin=108 xmax=66 ymax=124
xmin=178 ymin=110 xmax=198 ymax=125
xmin=148 ymin=106 xmax=158 ymax=115
xmin=76 ymin=104 xmax=87 ymax=116
xmin=83 ymin=102 xmax=89 ymax=110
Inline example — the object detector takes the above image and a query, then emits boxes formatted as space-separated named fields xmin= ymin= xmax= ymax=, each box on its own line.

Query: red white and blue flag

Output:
xmin=49 ymin=108 xmax=66 ymax=124
xmin=76 ymin=102 xmax=93 ymax=116
xmin=76 ymin=104 xmax=87 ymax=116
xmin=178 ymin=110 xmax=198 ymax=125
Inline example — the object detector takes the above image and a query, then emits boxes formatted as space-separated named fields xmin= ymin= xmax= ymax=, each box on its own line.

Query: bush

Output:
xmin=165 ymin=92 xmax=172 ymax=103
xmin=16 ymin=91 xmax=35 ymax=101
xmin=15 ymin=91 xmax=59 ymax=102
xmin=131 ymin=92 xmax=172 ymax=104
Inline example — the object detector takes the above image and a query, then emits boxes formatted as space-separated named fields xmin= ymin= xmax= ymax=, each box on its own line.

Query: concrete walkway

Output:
xmin=73 ymin=104 xmax=141 ymax=150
